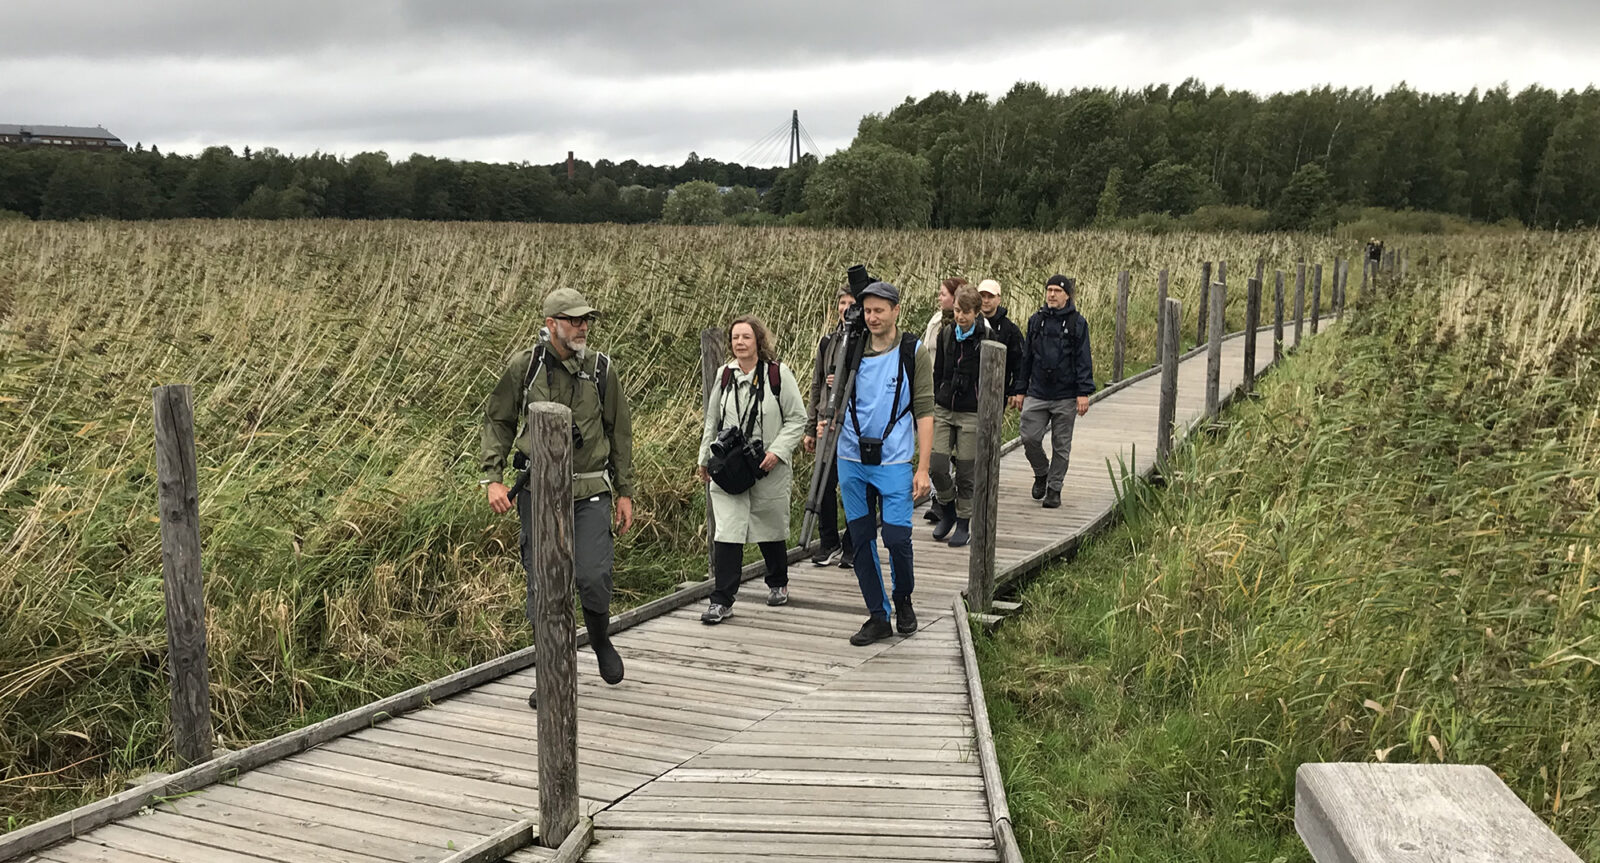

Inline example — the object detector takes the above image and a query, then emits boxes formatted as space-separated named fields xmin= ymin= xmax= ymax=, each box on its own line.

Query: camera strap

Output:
xmin=850 ymin=338 xmax=913 ymax=441
xmin=718 ymin=361 xmax=766 ymax=439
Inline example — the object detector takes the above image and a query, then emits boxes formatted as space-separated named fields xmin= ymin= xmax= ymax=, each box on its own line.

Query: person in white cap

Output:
xmin=975 ymin=279 xmax=1026 ymax=410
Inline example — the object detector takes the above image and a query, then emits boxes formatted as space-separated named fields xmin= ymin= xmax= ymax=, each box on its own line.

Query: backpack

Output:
xmin=517 ymin=344 xmax=613 ymax=452
xmin=848 ymin=332 xmax=920 ymax=441
xmin=1029 ymin=310 xmax=1080 ymax=373
xmin=715 ymin=360 xmax=785 ymax=423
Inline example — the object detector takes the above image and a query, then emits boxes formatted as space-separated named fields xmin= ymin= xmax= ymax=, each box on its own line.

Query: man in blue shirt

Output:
xmin=821 ymin=281 xmax=936 ymax=646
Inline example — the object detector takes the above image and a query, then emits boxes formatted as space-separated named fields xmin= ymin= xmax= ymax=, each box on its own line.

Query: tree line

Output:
xmin=0 ymin=145 xmax=779 ymax=223
xmin=5 ymin=80 xmax=1598 ymax=230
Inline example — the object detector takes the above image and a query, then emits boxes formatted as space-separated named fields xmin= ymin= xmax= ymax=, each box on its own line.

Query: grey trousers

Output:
xmin=518 ymin=490 xmax=615 ymax=620
xmin=931 ymin=405 xmax=978 ymax=518
xmin=1020 ymin=397 xmax=1078 ymax=492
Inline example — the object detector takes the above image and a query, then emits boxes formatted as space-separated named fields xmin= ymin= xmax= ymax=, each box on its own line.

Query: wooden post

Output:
xmin=1311 ymin=263 xmax=1323 ymax=335
xmin=1361 ymin=257 xmax=1370 ymax=305
xmin=1156 ymin=268 xmax=1169 ymax=358
xmin=966 ymin=341 xmax=1007 ymax=614
xmin=1401 ymin=249 xmax=1409 ymax=279
xmin=1157 ymin=299 xmax=1181 ymax=463
xmin=152 ymin=385 xmax=214 ymax=769
xmin=1205 ymin=281 xmax=1225 ymax=418
xmin=1196 ymin=261 xmax=1211 ymax=346
xmin=1294 ymin=259 xmax=1306 ymax=347
xmin=1335 ymin=258 xmax=1346 ymax=322
xmin=1216 ymin=261 xmax=1228 ymax=332
xmin=526 ymin=402 xmax=579 ymax=848
xmin=1113 ymin=269 xmax=1129 ymax=381
xmin=1273 ymin=270 xmax=1286 ymax=363
xmin=1254 ymin=256 xmax=1265 ymax=290
xmin=699 ymin=328 xmax=724 ymax=576
xmin=1243 ymin=276 xmax=1260 ymax=393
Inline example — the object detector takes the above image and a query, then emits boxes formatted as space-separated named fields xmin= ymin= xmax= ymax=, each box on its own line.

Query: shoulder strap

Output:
xmin=521 ymin=343 xmax=546 ymax=397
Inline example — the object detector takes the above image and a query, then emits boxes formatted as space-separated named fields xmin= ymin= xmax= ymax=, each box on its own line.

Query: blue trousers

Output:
xmin=837 ymin=459 xmax=915 ymax=620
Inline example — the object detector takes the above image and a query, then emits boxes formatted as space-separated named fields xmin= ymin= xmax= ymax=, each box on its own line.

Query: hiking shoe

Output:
xmin=701 ymin=602 xmax=734 ymax=624
xmin=893 ymin=597 xmax=918 ymax=635
xmin=767 ymin=586 xmax=790 ymax=606
xmin=839 ymin=547 xmax=855 ymax=568
xmin=1043 ymin=489 xmax=1062 ymax=509
xmin=849 ymin=617 xmax=894 ymax=646
xmin=932 ymin=500 xmax=957 ymax=542
xmin=1031 ymin=474 xmax=1048 ymax=500
xmin=811 ymin=544 xmax=842 ymax=567
xmin=947 ymin=517 xmax=971 ymax=548
xmin=527 ymin=689 xmax=538 ymax=710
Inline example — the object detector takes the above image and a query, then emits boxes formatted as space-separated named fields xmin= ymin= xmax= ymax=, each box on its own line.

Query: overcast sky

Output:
xmin=5 ymin=2 xmax=1598 ymax=167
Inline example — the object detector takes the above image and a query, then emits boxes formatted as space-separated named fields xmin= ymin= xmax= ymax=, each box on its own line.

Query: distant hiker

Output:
xmin=1366 ymin=237 xmax=1384 ymax=268
xmin=922 ymin=277 xmax=962 ymax=356
xmin=1018 ymin=274 xmax=1095 ymax=509
xmin=928 ymin=283 xmax=997 ymax=548
xmin=698 ymin=315 xmax=807 ymax=623
xmin=831 ymin=281 xmax=934 ymax=646
xmin=804 ymin=287 xmax=862 ymax=569
xmin=922 ymin=277 xmax=963 ymax=524
xmin=975 ymin=279 xmax=1027 ymax=411
xmin=481 ymin=288 xmax=634 ymax=708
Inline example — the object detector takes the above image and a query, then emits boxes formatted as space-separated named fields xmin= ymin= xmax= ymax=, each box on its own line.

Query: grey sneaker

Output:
xmin=766 ymin=586 xmax=790 ymax=606
xmin=811 ymin=545 xmax=842 ymax=567
xmin=701 ymin=602 xmax=733 ymax=624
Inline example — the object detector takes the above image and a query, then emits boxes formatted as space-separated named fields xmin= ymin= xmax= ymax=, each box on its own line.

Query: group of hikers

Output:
xmin=479 ymin=271 xmax=1096 ymax=707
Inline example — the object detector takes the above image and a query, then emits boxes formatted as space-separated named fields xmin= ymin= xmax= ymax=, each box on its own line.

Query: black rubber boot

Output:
xmin=527 ymin=689 xmax=537 ymax=710
xmin=932 ymin=500 xmax=958 ymax=542
xmin=584 ymin=608 xmax=625 ymax=685
xmin=947 ymin=517 xmax=971 ymax=547
xmin=1043 ymin=489 xmax=1062 ymax=509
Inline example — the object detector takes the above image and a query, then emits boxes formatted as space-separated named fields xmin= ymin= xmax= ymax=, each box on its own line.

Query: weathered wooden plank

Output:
xmin=1294 ymin=763 xmax=1581 ymax=863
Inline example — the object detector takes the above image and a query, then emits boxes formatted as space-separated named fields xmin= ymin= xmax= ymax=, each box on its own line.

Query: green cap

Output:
xmin=542 ymin=287 xmax=599 ymax=318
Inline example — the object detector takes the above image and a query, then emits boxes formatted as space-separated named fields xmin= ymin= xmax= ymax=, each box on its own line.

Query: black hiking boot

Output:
xmin=1042 ymin=488 xmax=1062 ymax=509
xmin=584 ymin=608 xmax=625 ymax=685
xmin=849 ymin=617 xmax=894 ymax=646
xmin=893 ymin=597 xmax=918 ymax=635
xmin=947 ymin=517 xmax=971 ymax=547
xmin=1032 ymin=474 xmax=1048 ymax=500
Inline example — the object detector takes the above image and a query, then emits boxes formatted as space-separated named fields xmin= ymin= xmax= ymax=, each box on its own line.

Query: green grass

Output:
xmin=978 ymin=242 xmax=1600 ymax=861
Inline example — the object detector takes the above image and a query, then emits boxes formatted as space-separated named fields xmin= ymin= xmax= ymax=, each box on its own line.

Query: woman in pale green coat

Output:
xmin=696 ymin=315 xmax=807 ymax=623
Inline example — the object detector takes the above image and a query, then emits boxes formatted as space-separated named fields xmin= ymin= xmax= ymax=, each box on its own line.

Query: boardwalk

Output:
xmin=6 ymin=323 xmax=1306 ymax=863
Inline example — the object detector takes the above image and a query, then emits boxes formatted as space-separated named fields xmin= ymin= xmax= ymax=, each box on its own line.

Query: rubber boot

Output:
xmin=947 ymin=517 xmax=971 ymax=548
xmin=584 ymin=608 xmax=625 ymax=685
xmin=932 ymin=500 xmax=958 ymax=542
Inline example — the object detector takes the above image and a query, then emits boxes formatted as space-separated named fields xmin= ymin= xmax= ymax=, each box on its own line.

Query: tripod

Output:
xmin=799 ymin=298 xmax=870 ymax=549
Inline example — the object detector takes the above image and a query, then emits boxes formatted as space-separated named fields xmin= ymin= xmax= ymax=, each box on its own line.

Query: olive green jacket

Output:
xmin=480 ymin=346 xmax=634 ymax=501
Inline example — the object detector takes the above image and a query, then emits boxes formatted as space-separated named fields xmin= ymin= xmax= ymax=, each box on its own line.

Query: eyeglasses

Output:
xmin=554 ymin=315 xmax=594 ymax=325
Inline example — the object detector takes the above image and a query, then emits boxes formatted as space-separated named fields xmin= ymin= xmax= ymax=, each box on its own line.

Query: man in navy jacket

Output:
xmin=1017 ymin=274 xmax=1095 ymax=509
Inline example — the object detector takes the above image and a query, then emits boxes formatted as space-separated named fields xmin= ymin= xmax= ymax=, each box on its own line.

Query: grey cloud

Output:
xmin=8 ymin=0 xmax=1598 ymax=70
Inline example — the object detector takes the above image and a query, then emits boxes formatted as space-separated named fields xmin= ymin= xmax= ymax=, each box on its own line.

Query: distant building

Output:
xmin=0 ymin=124 xmax=127 ymax=151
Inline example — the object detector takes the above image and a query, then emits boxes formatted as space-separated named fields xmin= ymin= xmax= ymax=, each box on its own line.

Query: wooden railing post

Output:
xmin=1273 ymin=270 xmax=1286 ymax=363
xmin=1311 ymin=263 xmax=1323 ymax=336
xmin=966 ymin=341 xmax=1007 ymax=614
xmin=1205 ymin=281 xmax=1225 ymax=419
xmin=1157 ymin=299 xmax=1181 ymax=463
xmin=1156 ymin=268 xmax=1169 ymax=359
xmin=1216 ymin=260 xmax=1228 ymax=331
xmin=526 ymin=402 xmax=579 ymax=847
xmin=699 ymin=327 xmax=724 ymax=576
xmin=1113 ymin=269 xmax=1129 ymax=382
xmin=1401 ymin=249 xmax=1409 ymax=279
xmin=1333 ymin=258 xmax=1345 ymax=322
xmin=152 ymin=385 xmax=214 ymax=769
xmin=1361 ymin=256 xmax=1370 ymax=305
xmin=1196 ymin=261 xmax=1212 ymax=346
xmin=1243 ymin=276 xmax=1260 ymax=393
xmin=1294 ymin=259 xmax=1307 ymax=348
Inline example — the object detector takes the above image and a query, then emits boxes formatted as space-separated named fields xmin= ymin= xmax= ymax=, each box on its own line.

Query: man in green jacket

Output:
xmin=481 ymin=288 xmax=634 ymax=708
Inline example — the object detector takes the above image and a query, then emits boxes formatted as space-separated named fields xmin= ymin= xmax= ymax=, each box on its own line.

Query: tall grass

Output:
xmin=0 ymin=220 xmax=1359 ymax=827
xmin=978 ymin=232 xmax=1600 ymax=861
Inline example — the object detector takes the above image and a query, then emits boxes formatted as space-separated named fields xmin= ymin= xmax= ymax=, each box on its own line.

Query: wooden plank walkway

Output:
xmin=10 ymin=324 xmax=1306 ymax=863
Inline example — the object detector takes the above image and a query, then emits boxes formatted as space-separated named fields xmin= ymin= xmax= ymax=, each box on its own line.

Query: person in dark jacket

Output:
xmin=803 ymin=286 xmax=861 ymax=568
xmin=976 ymin=279 xmax=1026 ymax=410
xmin=928 ymin=284 xmax=995 ymax=547
xmin=1018 ymin=274 xmax=1095 ymax=509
